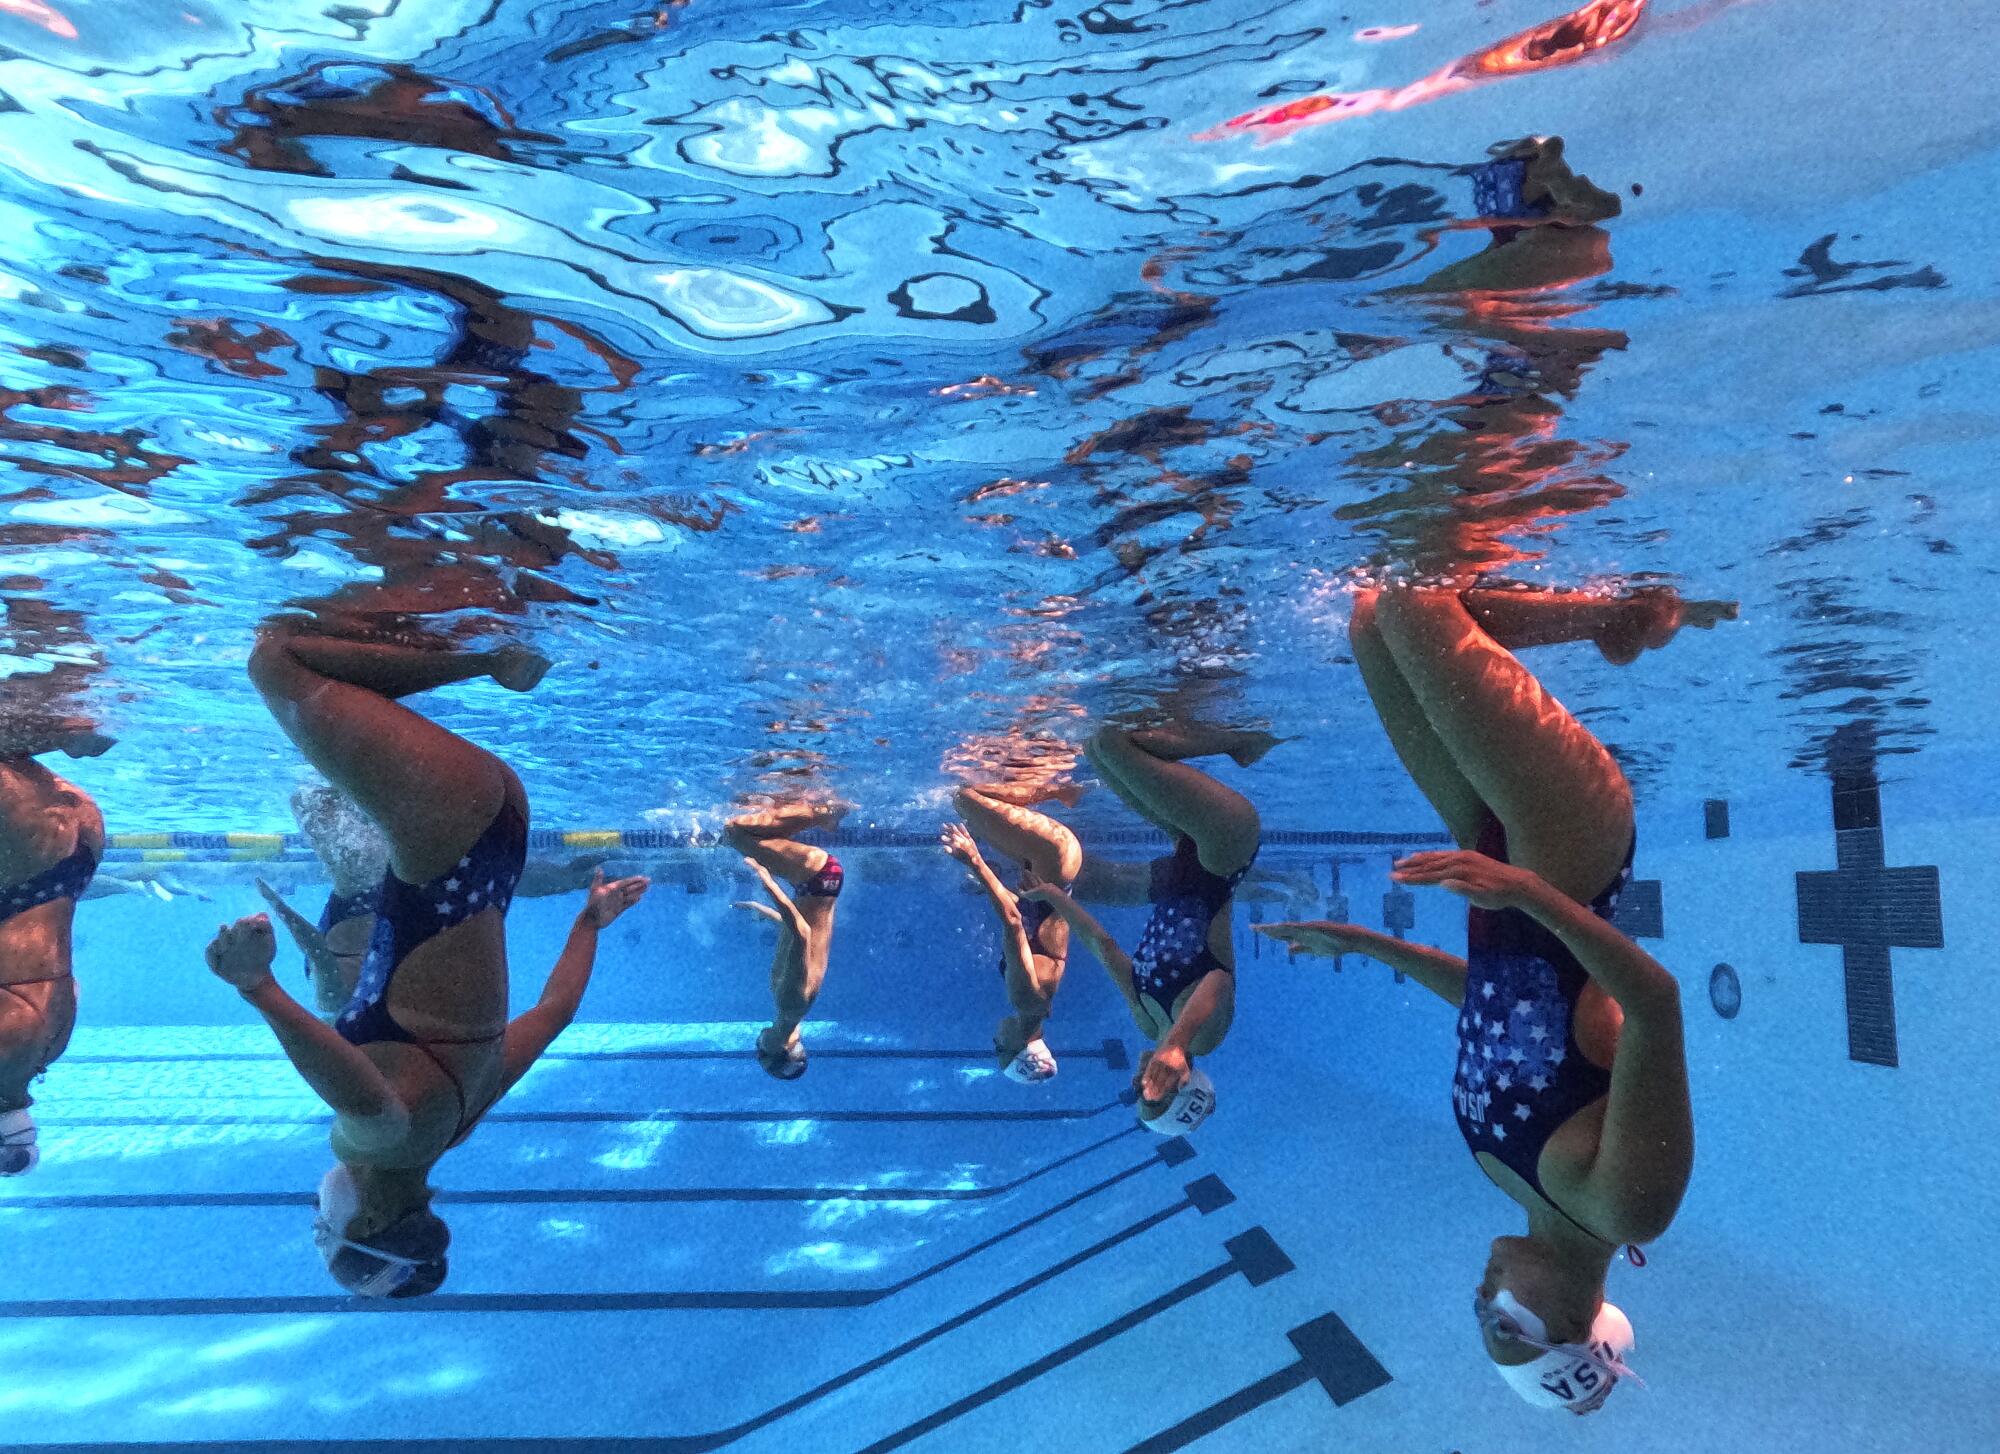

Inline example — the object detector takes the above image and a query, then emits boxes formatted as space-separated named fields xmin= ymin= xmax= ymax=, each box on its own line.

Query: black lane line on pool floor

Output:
xmin=21 ymin=1180 xmax=1219 ymax=1454
xmin=1124 ymin=1311 xmax=1394 ymax=1452
xmin=58 ymin=1040 xmax=1131 ymax=1066
xmin=9 ymin=1125 xmax=1143 ymax=1210
xmin=0 ymin=1136 xmax=1180 ymax=1321
xmin=855 ymin=1221 xmax=1284 ymax=1454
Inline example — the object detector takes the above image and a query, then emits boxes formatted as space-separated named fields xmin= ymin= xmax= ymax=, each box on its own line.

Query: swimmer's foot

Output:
xmin=60 ymin=725 xmax=116 ymax=759
xmin=1119 ymin=723 xmax=1288 ymax=767
xmin=973 ymin=781 xmax=1087 ymax=809
xmin=1227 ymin=730 xmax=1286 ymax=768
xmin=1595 ymin=589 xmax=1740 ymax=667
xmin=731 ymin=799 xmax=850 ymax=836
xmin=488 ymin=645 xmax=552 ymax=693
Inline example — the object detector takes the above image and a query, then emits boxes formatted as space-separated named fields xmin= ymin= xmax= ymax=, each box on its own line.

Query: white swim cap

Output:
xmin=0 ymin=1106 xmax=39 ymax=1176
xmin=1004 ymin=1039 xmax=1058 ymax=1084
xmin=317 ymin=1164 xmax=363 ymax=1234
xmin=1485 ymin=1290 xmax=1637 ymax=1414
xmin=1139 ymin=1065 xmax=1215 ymax=1136
xmin=314 ymin=1165 xmax=449 ymax=1298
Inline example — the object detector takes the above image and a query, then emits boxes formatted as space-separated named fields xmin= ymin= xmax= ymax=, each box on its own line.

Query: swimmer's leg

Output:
xmin=0 ymin=978 xmax=75 ymax=1127
xmin=1370 ymin=589 xmax=1630 ymax=901
xmin=247 ymin=624 xmax=532 ymax=884
xmin=1085 ymin=727 xmax=1259 ymax=876
xmin=1460 ymin=586 xmax=1737 ymax=666
xmin=952 ymin=788 xmax=1082 ymax=883
xmin=1350 ymin=591 xmax=1489 ymax=849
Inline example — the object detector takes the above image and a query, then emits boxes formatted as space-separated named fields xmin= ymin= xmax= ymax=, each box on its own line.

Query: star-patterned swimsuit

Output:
xmin=1453 ymin=814 xmax=1633 ymax=1242
xmin=318 ymin=885 xmax=380 ymax=938
xmin=1129 ymin=836 xmax=1255 ymax=1015
xmin=336 ymin=799 xmax=527 ymax=1149
xmin=0 ymin=839 xmax=98 ymax=937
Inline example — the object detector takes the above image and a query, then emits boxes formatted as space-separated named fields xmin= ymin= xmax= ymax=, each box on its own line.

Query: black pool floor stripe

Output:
xmin=6 ymin=1126 xmax=1146 ymax=1210
xmin=0 ymin=1148 xmax=1187 ymax=1321
xmin=1123 ymin=1313 xmax=1392 ymax=1453
xmin=1125 ymin=1365 xmax=1316 ymax=1453
xmin=856 ymin=1227 xmax=1287 ymax=1454
xmin=12 ymin=1195 xmax=1210 ymax=1451
xmin=59 ymin=1040 xmax=1132 ymax=1066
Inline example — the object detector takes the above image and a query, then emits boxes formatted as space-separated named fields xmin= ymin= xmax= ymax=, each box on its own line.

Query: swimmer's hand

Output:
xmin=582 ymin=870 xmax=650 ymax=929
xmin=939 ymin=823 xmax=984 ymax=867
xmin=1016 ymin=871 xmax=1071 ymax=905
xmin=205 ymin=913 xmax=279 ymax=993
xmin=1253 ymin=920 xmax=1374 ymax=959
xmin=1391 ymin=850 xmax=1541 ymax=911
xmin=1137 ymin=1043 xmax=1190 ymax=1104
xmin=731 ymin=899 xmax=783 ymax=924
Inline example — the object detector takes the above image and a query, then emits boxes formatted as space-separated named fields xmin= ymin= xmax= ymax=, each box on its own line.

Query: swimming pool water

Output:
xmin=5 ymin=0 xmax=1999 ymax=1448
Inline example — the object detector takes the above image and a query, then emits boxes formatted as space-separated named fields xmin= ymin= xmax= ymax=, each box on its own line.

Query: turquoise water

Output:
xmin=4 ymin=0 xmax=1997 ymax=1449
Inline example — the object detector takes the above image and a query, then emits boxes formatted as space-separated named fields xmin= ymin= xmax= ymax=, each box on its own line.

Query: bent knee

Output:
xmin=1369 ymin=583 xmax=1456 ymax=629
xmin=1348 ymin=588 xmax=1381 ymax=638
xmin=1054 ymin=830 xmax=1084 ymax=883
xmin=246 ymin=627 xmax=308 ymax=698
xmin=1086 ymin=725 xmax=1135 ymax=760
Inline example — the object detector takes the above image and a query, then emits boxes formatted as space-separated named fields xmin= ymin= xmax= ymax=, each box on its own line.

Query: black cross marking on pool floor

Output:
xmin=1793 ymin=727 xmax=1943 ymax=1067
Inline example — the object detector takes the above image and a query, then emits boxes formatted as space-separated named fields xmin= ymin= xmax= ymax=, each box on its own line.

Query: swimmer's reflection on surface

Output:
xmin=1259 ymin=584 xmax=1734 ymax=1412
xmin=0 ymin=713 xmax=106 ymax=1179
xmin=724 ymin=799 xmax=847 ymax=1081
xmin=1346 ymin=136 xmax=1632 ymax=574
xmin=208 ymin=617 xmax=648 ymax=1297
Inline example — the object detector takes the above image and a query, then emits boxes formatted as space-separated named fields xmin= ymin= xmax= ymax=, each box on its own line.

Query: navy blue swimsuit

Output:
xmin=0 ymin=840 xmax=98 ymax=928
xmin=1452 ymin=816 xmax=1633 ymax=1240
xmin=335 ymin=801 xmax=527 ymax=1147
xmin=1130 ymin=837 xmax=1254 ymax=1013
xmin=318 ymin=886 xmax=380 ymax=937
xmin=999 ymin=869 xmax=1071 ymax=978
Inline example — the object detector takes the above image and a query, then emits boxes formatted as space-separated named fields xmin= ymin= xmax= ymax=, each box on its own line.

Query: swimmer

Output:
xmin=258 ymin=779 xmax=611 ymax=1020
xmin=0 ymin=718 xmax=108 ymax=1176
xmin=1031 ymin=724 xmax=1267 ymax=1134
xmin=219 ymin=622 xmax=649 ymax=1296
xmin=941 ymin=782 xmax=1083 ymax=1081
xmin=257 ymin=777 xmax=392 ymax=1019
xmin=724 ymin=801 xmax=845 ymax=1079
xmin=1257 ymin=585 xmax=1730 ymax=1411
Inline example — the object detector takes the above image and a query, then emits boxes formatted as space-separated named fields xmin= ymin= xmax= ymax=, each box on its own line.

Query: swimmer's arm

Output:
xmin=498 ymin=908 xmax=605 ymax=1093
xmin=1071 ymin=853 xmax=1151 ymax=907
xmin=960 ymin=853 xmax=1048 ymax=1001
xmin=1517 ymin=880 xmax=1693 ymax=1240
xmin=1031 ymin=886 xmax=1134 ymax=996
xmin=1513 ymin=879 xmax=1680 ymax=1021
xmin=237 ymin=979 xmax=409 ymax=1133
xmin=1258 ymin=920 xmax=1468 ymax=1005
